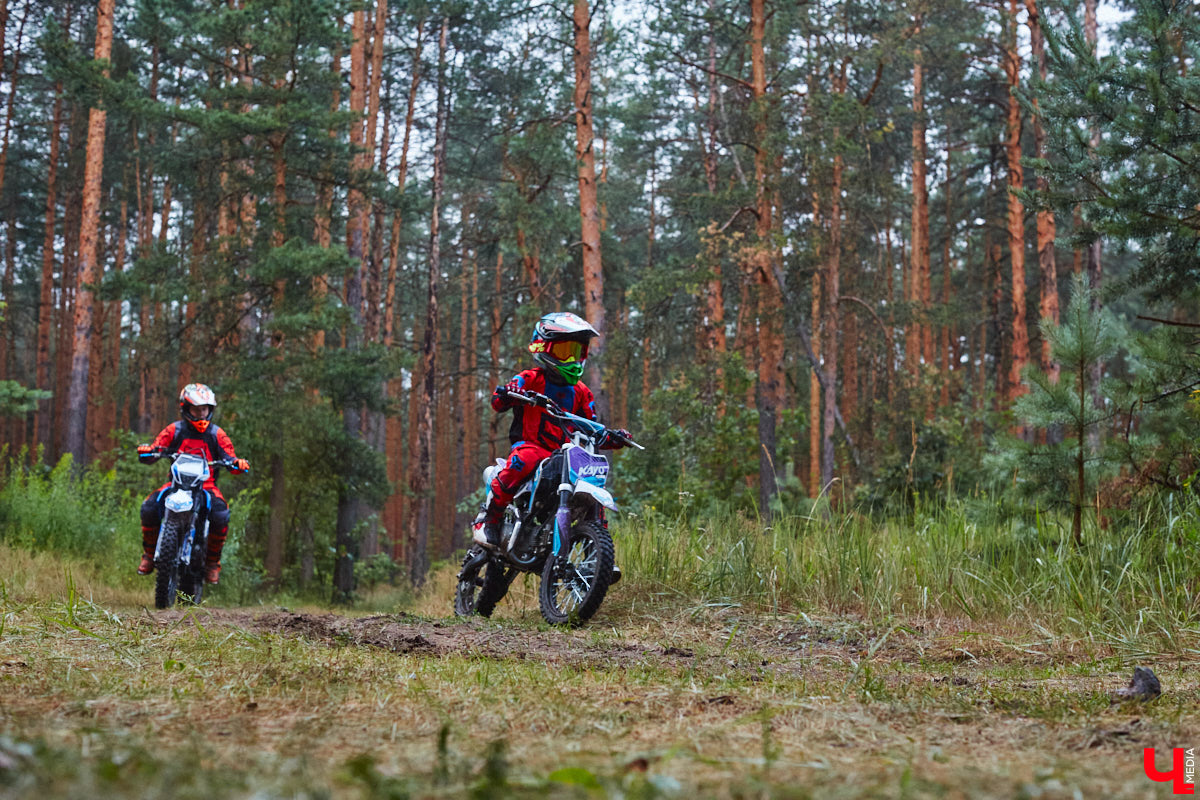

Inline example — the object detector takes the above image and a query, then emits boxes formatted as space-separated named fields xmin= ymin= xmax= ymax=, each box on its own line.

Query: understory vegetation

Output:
xmin=3 ymin=449 xmax=1199 ymax=798
xmin=3 ymin=447 xmax=1199 ymax=655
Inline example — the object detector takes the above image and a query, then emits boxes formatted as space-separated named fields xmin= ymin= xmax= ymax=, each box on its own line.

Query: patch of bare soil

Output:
xmin=155 ymin=609 xmax=700 ymax=671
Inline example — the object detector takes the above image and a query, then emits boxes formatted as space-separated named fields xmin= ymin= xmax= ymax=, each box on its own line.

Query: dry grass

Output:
xmin=0 ymin=545 xmax=145 ymax=608
xmin=3 ymin=557 xmax=1199 ymax=798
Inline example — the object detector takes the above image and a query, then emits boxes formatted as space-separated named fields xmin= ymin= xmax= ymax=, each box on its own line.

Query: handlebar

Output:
xmin=499 ymin=388 xmax=645 ymax=450
xmin=137 ymin=447 xmax=249 ymax=473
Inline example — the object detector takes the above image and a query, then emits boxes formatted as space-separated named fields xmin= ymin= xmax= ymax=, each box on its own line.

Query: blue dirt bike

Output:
xmin=454 ymin=390 xmax=642 ymax=626
xmin=144 ymin=450 xmax=243 ymax=609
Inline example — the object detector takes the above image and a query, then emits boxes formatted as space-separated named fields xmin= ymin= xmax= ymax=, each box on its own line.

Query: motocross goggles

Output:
xmin=531 ymin=338 xmax=588 ymax=363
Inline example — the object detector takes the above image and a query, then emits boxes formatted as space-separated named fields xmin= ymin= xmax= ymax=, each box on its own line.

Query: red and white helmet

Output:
xmin=179 ymin=383 xmax=217 ymax=432
xmin=528 ymin=312 xmax=598 ymax=386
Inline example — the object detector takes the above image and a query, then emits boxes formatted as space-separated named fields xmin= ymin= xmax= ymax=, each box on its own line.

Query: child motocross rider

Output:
xmin=472 ymin=312 xmax=631 ymax=556
xmin=135 ymin=383 xmax=250 ymax=585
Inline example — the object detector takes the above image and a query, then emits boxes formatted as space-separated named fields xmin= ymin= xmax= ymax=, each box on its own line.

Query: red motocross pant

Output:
xmin=488 ymin=442 xmax=553 ymax=510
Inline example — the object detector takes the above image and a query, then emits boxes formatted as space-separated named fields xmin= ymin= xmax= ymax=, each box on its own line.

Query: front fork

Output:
xmin=552 ymin=446 xmax=574 ymax=558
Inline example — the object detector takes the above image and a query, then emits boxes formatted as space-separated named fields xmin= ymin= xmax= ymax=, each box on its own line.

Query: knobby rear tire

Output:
xmin=454 ymin=547 xmax=512 ymax=618
xmin=539 ymin=520 xmax=614 ymax=626
xmin=154 ymin=517 xmax=184 ymax=610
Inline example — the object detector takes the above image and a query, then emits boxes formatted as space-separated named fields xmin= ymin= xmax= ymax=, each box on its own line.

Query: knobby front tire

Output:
xmin=539 ymin=520 xmax=614 ymax=626
xmin=153 ymin=518 xmax=184 ymax=610
xmin=180 ymin=564 xmax=205 ymax=606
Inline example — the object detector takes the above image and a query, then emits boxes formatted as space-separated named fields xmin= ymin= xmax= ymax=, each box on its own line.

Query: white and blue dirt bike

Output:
xmin=454 ymin=390 xmax=642 ymax=626
xmin=147 ymin=450 xmax=240 ymax=609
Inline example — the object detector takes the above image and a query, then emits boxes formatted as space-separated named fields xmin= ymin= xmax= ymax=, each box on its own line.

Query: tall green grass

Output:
xmin=5 ymin=450 xmax=1200 ymax=653
xmin=0 ymin=453 xmax=273 ymax=604
xmin=614 ymin=496 xmax=1200 ymax=652
xmin=0 ymin=455 xmax=140 ymax=568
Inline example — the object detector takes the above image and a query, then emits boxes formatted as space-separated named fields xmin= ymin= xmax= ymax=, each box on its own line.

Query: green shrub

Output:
xmin=0 ymin=453 xmax=140 ymax=566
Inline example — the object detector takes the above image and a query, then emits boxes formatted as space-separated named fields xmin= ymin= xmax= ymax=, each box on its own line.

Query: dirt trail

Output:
xmin=150 ymin=606 xmax=1080 ymax=686
xmin=155 ymin=608 xmax=706 ymax=671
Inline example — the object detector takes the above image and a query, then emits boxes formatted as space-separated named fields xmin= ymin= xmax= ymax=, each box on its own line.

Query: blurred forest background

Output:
xmin=0 ymin=0 xmax=1197 ymax=602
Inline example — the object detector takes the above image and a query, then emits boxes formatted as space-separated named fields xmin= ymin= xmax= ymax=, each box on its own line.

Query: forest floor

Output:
xmin=1 ymin=552 xmax=1198 ymax=798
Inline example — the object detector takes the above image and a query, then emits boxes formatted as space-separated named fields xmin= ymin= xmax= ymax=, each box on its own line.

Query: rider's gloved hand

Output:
xmin=492 ymin=380 xmax=523 ymax=411
xmin=600 ymin=428 xmax=632 ymax=450
xmin=137 ymin=443 xmax=160 ymax=462
xmin=232 ymin=458 xmax=250 ymax=473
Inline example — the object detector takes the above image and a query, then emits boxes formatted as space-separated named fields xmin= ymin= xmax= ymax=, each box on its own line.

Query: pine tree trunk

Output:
xmin=3 ymin=213 xmax=17 ymax=447
xmin=312 ymin=38 xmax=341 ymax=351
xmin=644 ymin=151 xmax=658 ymax=408
xmin=357 ymin=0 xmax=389 ymax=561
xmin=361 ymin=0 xmax=386 ymax=346
xmin=264 ymin=115 xmax=290 ymax=589
xmin=489 ymin=248 xmax=503 ymax=461
xmin=1084 ymin=0 xmax=1102 ymax=450
xmin=400 ymin=350 xmax=424 ymax=564
xmin=34 ymin=90 xmax=62 ymax=456
xmin=0 ymin=212 xmax=12 ymax=392
xmin=0 ymin=6 xmax=25 ymax=217
xmin=436 ymin=369 xmax=454 ymax=557
xmin=408 ymin=16 xmax=448 ymax=588
xmin=1084 ymin=0 xmax=1101 ymax=298
xmin=750 ymin=0 xmax=783 ymax=514
xmin=516 ymin=226 xmax=541 ymax=306
xmin=103 ymin=197 xmax=128 ymax=453
xmin=700 ymin=0 xmax=725 ymax=401
xmin=809 ymin=268 xmax=821 ymax=499
xmin=85 ymin=226 xmax=106 ymax=462
xmin=909 ymin=29 xmax=930 ymax=382
xmin=136 ymin=50 xmax=160 ymax=433
xmin=821 ymin=149 xmax=843 ymax=492
xmin=453 ymin=228 xmax=471 ymax=547
xmin=63 ymin=0 xmax=115 ymax=467
xmin=1004 ymin=0 xmax=1029 ymax=412
xmin=640 ymin=327 xmax=652 ymax=411
xmin=464 ymin=232 xmax=479 ymax=509
xmin=382 ymin=20 xmax=423 ymax=562
xmin=333 ymin=5 xmax=371 ymax=602
xmin=54 ymin=107 xmax=87 ymax=457
xmin=883 ymin=209 xmax=895 ymax=404
xmin=841 ymin=251 xmax=858 ymax=432
xmin=1026 ymin=0 xmax=1059 ymax=385
xmin=574 ymin=0 xmax=606 ymax=414
xmin=940 ymin=157 xmax=955 ymax=409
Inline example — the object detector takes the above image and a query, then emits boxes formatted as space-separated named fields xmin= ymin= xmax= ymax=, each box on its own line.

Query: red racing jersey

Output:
xmin=146 ymin=420 xmax=242 ymax=492
xmin=492 ymin=367 xmax=596 ymax=450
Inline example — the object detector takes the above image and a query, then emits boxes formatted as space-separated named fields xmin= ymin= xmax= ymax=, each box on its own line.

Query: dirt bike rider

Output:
xmin=135 ymin=383 xmax=249 ymax=585
xmin=473 ymin=312 xmax=631 ymax=563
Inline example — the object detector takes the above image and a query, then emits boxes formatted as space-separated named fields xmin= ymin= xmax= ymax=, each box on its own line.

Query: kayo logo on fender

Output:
xmin=1144 ymin=748 xmax=1196 ymax=794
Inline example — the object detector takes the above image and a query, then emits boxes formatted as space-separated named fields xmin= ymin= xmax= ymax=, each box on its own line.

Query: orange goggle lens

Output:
xmin=545 ymin=339 xmax=586 ymax=362
xmin=530 ymin=338 xmax=588 ymax=362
